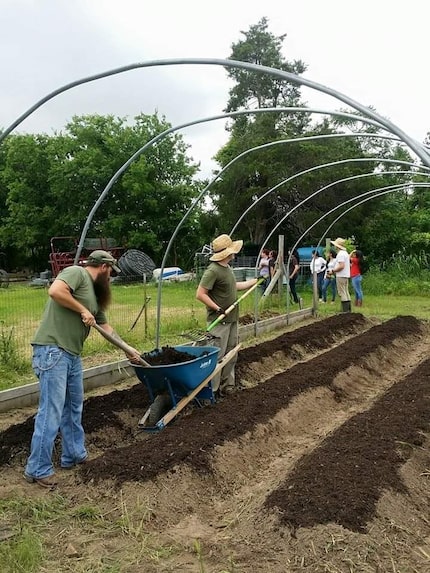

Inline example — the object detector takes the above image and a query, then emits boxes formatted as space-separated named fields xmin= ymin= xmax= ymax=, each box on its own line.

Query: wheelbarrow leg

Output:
xmin=138 ymin=407 xmax=151 ymax=428
xmin=139 ymin=378 xmax=178 ymax=430
xmin=150 ymin=344 xmax=241 ymax=431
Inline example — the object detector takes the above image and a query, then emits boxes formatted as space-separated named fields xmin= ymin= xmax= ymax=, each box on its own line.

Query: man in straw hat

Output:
xmin=24 ymin=250 xmax=141 ymax=489
xmin=196 ymin=234 xmax=258 ymax=396
xmin=328 ymin=238 xmax=351 ymax=312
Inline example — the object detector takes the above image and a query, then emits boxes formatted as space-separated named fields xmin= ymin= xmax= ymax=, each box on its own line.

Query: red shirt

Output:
xmin=350 ymin=255 xmax=361 ymax=277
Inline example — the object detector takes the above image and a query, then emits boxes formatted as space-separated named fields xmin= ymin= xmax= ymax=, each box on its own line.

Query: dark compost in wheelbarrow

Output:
xmin=142 ymin=346 xmax=201 ymax=366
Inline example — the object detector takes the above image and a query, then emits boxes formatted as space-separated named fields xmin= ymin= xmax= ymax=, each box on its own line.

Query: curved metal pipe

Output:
xmin=231 ymin=158 xmax=429 ymax=236
xmin=315 ymin=188 xmax=427 ymax=253
xmin=1 ymin=58 xmax=429 ymax=165
xmin=74 ymin=106 xmax=398 ymax=346
xmin=74 ymin=107 xmax=399 ymax=265
xmin=154 ymin=129 xmax=417 ymax=344
xmin=158 ymin=156 xmax=424 ymax=346
xmin=254 ymin=170 xmax=430 ymax=319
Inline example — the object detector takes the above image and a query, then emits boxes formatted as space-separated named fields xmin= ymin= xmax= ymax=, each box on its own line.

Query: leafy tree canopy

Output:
xmin=0 ymin=113 xmax=204 ymax=270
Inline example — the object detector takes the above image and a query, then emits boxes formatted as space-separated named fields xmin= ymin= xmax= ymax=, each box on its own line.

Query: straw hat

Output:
xmin=209 ymin=234 xmax=243 ymax=262
xmin=330 ymin=237 xmax=346 ymax=250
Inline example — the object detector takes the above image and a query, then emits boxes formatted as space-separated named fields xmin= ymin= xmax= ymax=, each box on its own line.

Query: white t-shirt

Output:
xmin=335 ymin=250 xmax=350 ymax=278
xmin=310 ymin=256 xmax=326 ymax=274
xmin=325 ymin=259 xmax=336 ymax=279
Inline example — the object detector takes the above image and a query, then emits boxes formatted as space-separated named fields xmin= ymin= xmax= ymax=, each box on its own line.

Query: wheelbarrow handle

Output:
xmin=92 ymin=323 xmax=151 ymax=367
xmin=207 ymin=278 xmax=264 ymax=332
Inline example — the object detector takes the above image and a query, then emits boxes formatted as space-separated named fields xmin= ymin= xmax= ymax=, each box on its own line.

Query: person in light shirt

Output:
xmin=309 ymin=249 xmax=326 ymax=301
xmin=328 ymin=238 xmax=351 ymax=312
xmin=321 ymin=249 xmax=337 ymax=303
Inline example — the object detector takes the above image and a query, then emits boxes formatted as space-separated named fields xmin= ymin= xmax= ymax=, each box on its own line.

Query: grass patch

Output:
xmin=3 ymin=261 xmax=430 ymax=391
xmin=0 ymin=528 xmax=44 ymax=573
xmin=0 ymin=495 xmax=69 ymax=573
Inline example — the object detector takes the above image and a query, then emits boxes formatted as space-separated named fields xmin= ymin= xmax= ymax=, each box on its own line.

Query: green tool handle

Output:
xmin=207 ymin=278 xmax=264 ymax=332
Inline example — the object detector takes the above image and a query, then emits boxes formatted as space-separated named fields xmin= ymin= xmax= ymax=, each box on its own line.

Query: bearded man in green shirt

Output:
xmin=24 ymin=250 xmax=141 ymax=488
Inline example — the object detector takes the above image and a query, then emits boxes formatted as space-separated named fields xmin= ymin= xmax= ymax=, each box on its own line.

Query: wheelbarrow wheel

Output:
xmin=148 ymin=393 xmax=172 ymax=426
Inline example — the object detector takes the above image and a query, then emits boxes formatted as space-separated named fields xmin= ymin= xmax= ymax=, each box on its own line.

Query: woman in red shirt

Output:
xmin=350 ymin=249 xmax=365 ymax=306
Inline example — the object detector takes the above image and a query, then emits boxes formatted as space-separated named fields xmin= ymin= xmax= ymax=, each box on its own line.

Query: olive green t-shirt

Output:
xmin=199 ymin=262 xmax=238 ymax=323
xmin=32 ymin=266 xmax=107 ymax=355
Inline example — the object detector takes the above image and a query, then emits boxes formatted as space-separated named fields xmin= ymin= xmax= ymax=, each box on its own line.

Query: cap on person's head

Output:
xmin=86 ymin=250 xmax=121 ymax=273
xmin=330 ymin=237 xmax=346 ymax=250
xmin=209 ymin=234 xmax=243 ymax=262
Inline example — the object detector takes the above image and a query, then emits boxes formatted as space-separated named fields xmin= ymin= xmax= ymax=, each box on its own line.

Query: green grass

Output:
xmin=2 ymin=262 xmax=430 ymax=391
xmin=0 ymin=528 xmax=44 ymax=573
xmin=0 ymin=495 xmax=68 ymax=573
xmin=0 ymin=279 xmax=287 ymax=390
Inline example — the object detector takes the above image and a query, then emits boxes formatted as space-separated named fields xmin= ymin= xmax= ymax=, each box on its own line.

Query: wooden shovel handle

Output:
xmin=92 ymin=323 xmax=151 ymax=367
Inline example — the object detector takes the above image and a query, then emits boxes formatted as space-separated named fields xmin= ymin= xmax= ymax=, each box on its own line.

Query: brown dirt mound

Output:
xmin=77 ymin=315 xmax=423 ymax=486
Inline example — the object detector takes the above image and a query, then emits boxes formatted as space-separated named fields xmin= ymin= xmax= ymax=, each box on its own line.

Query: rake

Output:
xmin=182 ymin=278 xmax=264 ymax=343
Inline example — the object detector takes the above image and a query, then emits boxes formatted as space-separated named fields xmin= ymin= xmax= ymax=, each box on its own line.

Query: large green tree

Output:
xmin=213 ymin=18 xmax=420 ymax=254
xmin=213 ymin=18 xmax=309 ymax=245
xmin=0 ymin=113 xmax=203 ymax=270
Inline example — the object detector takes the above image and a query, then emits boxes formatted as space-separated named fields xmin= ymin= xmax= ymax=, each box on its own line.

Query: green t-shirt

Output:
xmin=32 ymin=266 xmax=107 ymax=355
xmin=199 ymin=262 xmax=238 ymax=323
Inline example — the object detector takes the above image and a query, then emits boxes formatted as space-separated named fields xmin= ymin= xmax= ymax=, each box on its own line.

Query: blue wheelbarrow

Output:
xmin=133 ymin=343 xmax=240 ymax=431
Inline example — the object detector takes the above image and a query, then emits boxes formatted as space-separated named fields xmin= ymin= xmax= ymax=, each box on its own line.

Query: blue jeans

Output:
xmin=259 ymin=275 xmax=270 ymax=293
xmin=25 ymin=345 xmax=87 ymax=479
xmin=322 ymin=277 xmax=336 ymax=302
xmin=289 ymin=276 xmax=299 ymax=303
xmin=351 ymin=275 xmax=363 ymax=301
xmin=317 ymin=272 xmax=325 ymax=298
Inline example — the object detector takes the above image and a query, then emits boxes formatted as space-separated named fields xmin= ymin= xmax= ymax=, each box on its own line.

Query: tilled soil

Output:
xmin=1 ymin=312 xmax=430 ymax=573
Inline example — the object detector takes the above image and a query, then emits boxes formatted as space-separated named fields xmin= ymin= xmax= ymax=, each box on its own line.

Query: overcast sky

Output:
xmin=1 ymin=0 xmax=428 ymax=177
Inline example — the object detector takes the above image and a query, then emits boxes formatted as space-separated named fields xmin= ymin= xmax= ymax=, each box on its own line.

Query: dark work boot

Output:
xmin=341 ymin=301 xmax=350 ymax=312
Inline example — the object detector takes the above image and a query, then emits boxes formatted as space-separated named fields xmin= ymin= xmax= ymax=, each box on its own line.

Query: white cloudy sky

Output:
xmin=1 ymin=0 xmax=428 ymax=177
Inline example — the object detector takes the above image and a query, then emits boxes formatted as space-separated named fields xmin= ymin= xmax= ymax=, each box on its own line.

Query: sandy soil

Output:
xmin=1 ymin=312 xmax=430 ymax=572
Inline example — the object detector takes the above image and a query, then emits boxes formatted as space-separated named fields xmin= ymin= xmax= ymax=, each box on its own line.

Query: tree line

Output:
xmin=1 ymin=18 xmax=429 ymax=273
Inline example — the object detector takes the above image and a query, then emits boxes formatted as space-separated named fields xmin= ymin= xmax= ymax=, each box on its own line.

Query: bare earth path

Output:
xmin=0 ymin=313 xmax=429 ymax=572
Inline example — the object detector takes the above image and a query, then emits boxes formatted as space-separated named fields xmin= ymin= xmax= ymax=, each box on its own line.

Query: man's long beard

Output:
xmin=93 ymin=272 xmax=112 ymax=311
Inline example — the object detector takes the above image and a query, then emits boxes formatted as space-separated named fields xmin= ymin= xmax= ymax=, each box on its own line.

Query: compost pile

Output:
xmin=142 ymin=346 xmax=198 ymax=366
xmin=1 ymin=312 xmax=430 ymax=573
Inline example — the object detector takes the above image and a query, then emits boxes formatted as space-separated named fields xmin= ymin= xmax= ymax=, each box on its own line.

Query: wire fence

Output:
xmin=0 ymin=274 xmax=296 ymax=389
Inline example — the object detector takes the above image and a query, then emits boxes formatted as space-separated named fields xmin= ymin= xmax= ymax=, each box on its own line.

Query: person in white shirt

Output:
xmin=258 ymin=248 xmax=271 ymax=293
xmin=309 ymin=249 xmax=326 ymax=301
xmin=322 ymin=249 xmax=337 ymax=303
xmin=328 ymin=238 xmax=351 ymax=312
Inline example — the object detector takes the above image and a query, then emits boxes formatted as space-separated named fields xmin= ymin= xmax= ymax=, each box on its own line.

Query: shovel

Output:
xmin=182 ymin=278 xmax=264 ymax=342
xmin=92 ymin=323 xmax=152 ymax=367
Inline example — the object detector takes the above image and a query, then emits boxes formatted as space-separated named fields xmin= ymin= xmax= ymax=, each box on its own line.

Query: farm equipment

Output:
xmin=49 ymin=236 xmax=125 ymax=277
xmin=133 ymin=344 xmax=240 ymax=431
